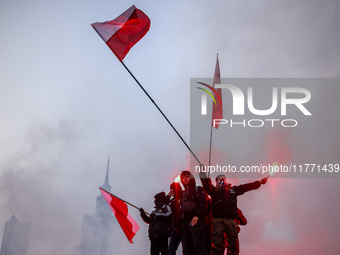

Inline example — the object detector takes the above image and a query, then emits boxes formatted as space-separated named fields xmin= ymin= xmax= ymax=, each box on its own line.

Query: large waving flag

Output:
xmin=100 ymin=188 xmax=140 ymax=244
xmin=92 ymin=5 xmax=150 ymax=61
xmin=212 ymin=55 xmax=223 ymax=128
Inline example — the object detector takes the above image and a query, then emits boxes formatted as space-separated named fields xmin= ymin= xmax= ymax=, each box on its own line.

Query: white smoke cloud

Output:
xmin=0 ymin=0 xmax=339 ymax=254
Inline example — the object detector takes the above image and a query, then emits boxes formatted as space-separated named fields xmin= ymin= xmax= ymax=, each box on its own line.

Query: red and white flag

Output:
xmin=92 ymin=5 xmax=150 ymax=61
xmin=212 ymin=55 xmax=223 ymax=128
xmin=100 ymin=188 xmax=140 ymax=243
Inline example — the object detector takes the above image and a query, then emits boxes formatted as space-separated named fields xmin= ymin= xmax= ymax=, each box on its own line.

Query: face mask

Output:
xmin=216 ymin=177 xmax=226 ymax=188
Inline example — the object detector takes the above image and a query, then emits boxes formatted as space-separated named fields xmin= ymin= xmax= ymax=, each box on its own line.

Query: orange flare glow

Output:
xmin=268 ymin=162 xmax=279 ymax=177
xmin=174 ymin=175 xmax=181 ymax=183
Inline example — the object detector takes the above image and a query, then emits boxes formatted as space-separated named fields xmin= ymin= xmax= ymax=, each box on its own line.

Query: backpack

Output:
xmin=182 ymin=186 xmax=211 ymax=222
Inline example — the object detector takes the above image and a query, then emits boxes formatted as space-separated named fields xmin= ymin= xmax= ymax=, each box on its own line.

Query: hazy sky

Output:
xmin=0 ymin=0 xmax=339 ymax=254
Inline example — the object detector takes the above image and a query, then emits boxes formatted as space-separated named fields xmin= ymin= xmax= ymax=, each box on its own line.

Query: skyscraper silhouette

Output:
xmin=74 ymin=157 xmax=121 ymax=255
xmin=0 ymin=215 xmax=30 ymax=255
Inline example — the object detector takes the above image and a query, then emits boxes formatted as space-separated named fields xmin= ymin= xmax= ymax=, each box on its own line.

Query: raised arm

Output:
xmin=234 ymin=178 xmax=267 ymax=196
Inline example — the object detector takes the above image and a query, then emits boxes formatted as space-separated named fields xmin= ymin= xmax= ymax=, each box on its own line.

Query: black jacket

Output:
xmin=141 ymin=203 xmax=172 ymax=238
xmin=199 ymin=172 xmax=261 ymax=219
xmin=181 ymin=177 xmax=208 ymax=221
xmin=167 ymin=188 xmax=182 ymax=231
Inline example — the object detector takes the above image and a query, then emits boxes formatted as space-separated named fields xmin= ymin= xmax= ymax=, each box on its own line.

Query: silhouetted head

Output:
xmin=180 ymin=171 xmax=195 ymax=187
xmin=154 ymin=192 xmax=166 ymax=207
xmin=215 ymin=174 xmax=227 ymax=188
xmin=170 ymin=182 xmax=182 ymax=197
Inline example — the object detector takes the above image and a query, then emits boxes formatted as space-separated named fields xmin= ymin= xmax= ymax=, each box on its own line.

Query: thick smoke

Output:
xmin=0 ymin=0 xmax=339 ymax=255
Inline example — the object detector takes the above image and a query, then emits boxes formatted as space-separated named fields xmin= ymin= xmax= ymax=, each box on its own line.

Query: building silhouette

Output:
xmin=74 ymin=158 xmax=121 ymax=255
xmin=0 ymin=215 xmax=30 ymax=255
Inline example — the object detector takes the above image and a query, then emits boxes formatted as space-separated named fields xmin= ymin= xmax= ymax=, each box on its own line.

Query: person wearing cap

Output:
xmin=180 ymin=170 xmax=209 ymax=255
xmin=199 ymin=172 xmax=267 ymax=255
xmin=140 ymin=192 xmax=172 ymax=255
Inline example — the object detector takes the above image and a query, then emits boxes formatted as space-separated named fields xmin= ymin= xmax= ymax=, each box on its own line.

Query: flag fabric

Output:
xmin=212 ymin=55 xmax=223 ymax=128
xmin=92 ymin=5 xmax=150 ymax=61
xmin=100 ymin=188 xmax=140 ymax=244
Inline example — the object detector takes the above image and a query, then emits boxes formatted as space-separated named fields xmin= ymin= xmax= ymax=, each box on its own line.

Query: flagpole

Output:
xmin=100 ymin=187 xmax=150 ymax=216
xmin=208 ymin=121 xmax=214 ymax=177
xmin=208 ymin=54 xmax=220 ymax=177
xmin=120 ymin=61 xmax=202 ymax=166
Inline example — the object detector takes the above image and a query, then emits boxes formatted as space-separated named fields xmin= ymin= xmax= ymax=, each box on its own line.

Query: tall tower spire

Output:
xmin=75 ymin=157 xmax=121 ymax=255
xmin=100 ymin=156 xmax=112 ymax=192
xmin=96 ymin=157 xmax=113 ymax=217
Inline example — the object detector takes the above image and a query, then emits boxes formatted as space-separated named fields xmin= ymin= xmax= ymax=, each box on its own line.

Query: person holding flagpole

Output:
xmin=199 ymin=172 xmax=267 ymax=255
xmin=140 ymin=192 xmax=172 ymax=255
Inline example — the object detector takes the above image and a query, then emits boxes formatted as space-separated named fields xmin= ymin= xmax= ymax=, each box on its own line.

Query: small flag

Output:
xmin=212 ymin=55 xmax=223 ymax=128
xmin=92 ymin=5 xmax=150 ymax=61
xmin=100 ymin=188 xmax=140 ymax=243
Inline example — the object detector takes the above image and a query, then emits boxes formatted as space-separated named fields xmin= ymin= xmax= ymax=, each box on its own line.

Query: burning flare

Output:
xmin=174 ymin=175 xmax=181 ymax=183
xmin=267 ymin=162 xmax=279 ymax=178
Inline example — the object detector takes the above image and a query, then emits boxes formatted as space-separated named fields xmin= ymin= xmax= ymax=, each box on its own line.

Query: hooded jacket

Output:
xmin=140 ymin=192 xmax=172 ymax=238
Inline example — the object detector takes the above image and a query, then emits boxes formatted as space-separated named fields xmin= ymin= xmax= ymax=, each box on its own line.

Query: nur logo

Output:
xmin=196 ymin=81 xmax=312 ymax=128
xmin=197 ymin=83 xmax=312 ymax=116
xmin=196 ymin=82 xmax=223 ymax=116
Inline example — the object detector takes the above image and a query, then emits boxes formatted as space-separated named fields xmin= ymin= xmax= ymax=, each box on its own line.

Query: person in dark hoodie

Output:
xmin=167 ymin=182 xmax=187 ymax=255
xmin=140 ymin=192 xmax=172 ymax=255
xmin=180 ymin=170 xmax=208 ymax=255
xmin=199 ymin=172 xmax=267 ymax=255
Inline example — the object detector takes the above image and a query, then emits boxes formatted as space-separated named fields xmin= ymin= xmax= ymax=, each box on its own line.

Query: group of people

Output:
xmin=139 ymin=170 xmax=267 ymax=255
